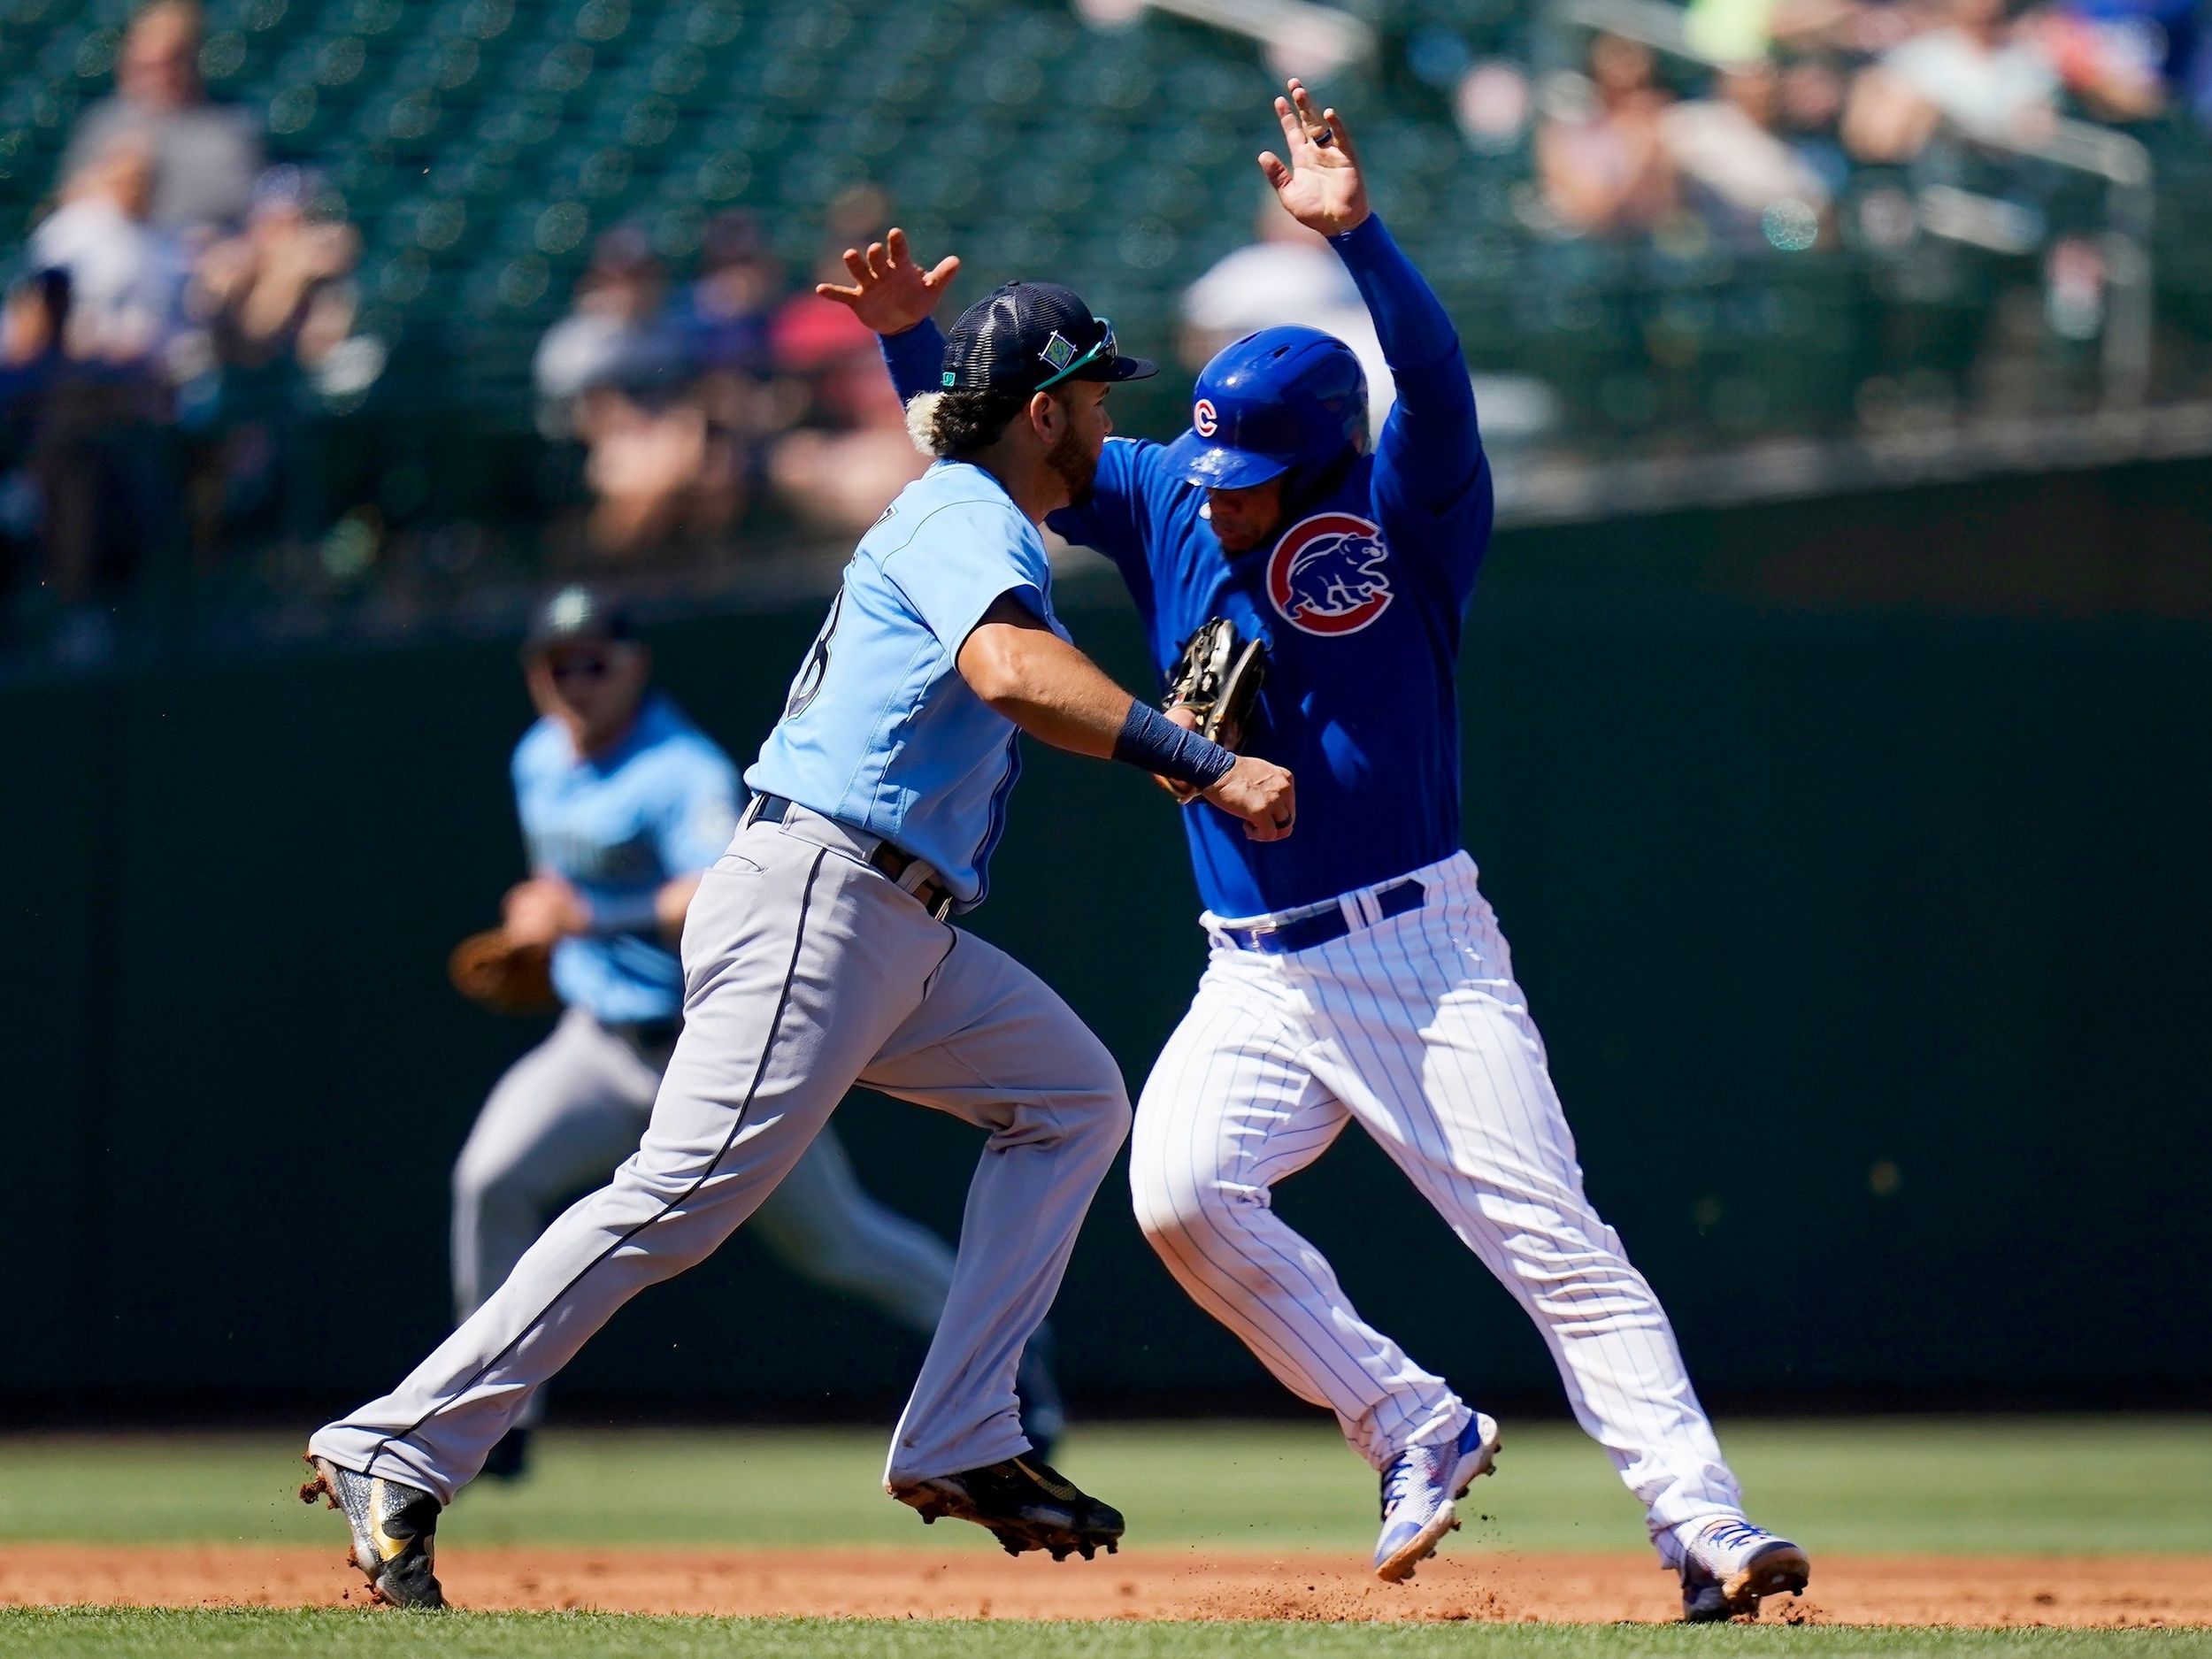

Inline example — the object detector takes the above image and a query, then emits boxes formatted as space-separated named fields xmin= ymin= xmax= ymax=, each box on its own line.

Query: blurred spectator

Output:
xmin=1180 ymin=193 xmax=1395 ymax=427
xmin=2040 ymin=0 xmax=2173 ymax=120
xmin=764 ymin=292 xmax=928 ymax=538
xmin=190 ymin=167 xmax=363 ymax=536
xmin=1844 ymin=0 xmax=2062 ymax=159
xmin=64 ymin=0 xmax=263 ymax=236
xmin=0 ymin=273 xmax=72 ymax=603
xmin=679 ymin=211 xmax=778 ymax=382
xmin=534 ymin=227 xmax=686 ymax=423
xmin=1684 ymin=0 xmax=1879 ymax=64
xmin=1537 ymin=35 xmax=1680 ymax=239
xmin=677 ymin=211 xmax=783 ymax=525
xmin=196 ymin=168 xmax=360 ymax=374
xmin=0 ymin=266 xmax=178 ymax=657
xmin=1179 ymin=192 xmax=1562 ymax=454
xmin=28 ymin=135 xmax=188 ymax=366
xmin=1777 ymin=61 xmax=1854 ymax=199
xmin=763 ymin=190 xmax=929 ymax=538
xmin=535 ymin=228 xmax=730 ymax=558
xmin=1662 ymin=63 xmax=1835 ymax=249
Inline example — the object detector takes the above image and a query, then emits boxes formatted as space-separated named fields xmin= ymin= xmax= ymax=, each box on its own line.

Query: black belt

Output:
xmin=749 ymin=794 xmax=956 ymax=921
xmin=1216 ymin=878 xmax=1425 ymax=956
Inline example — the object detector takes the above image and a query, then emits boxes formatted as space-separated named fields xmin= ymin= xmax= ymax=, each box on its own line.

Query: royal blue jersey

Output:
xmin=512 ymin=693 xmax=743 ymax=1023
xmin=880 ymin=215 xmax=1492 ymax=917
xmin=745 ymin=460 xmax=1070 ymax=910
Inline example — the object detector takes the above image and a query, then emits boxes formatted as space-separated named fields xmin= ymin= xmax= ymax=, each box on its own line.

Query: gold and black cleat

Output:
xmin=299 ymin=1453 xmax=447 ymax=1609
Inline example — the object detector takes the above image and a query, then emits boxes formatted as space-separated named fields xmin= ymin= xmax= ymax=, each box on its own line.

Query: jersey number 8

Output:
xmin=783 ymin=586 xmax=845 ymax=719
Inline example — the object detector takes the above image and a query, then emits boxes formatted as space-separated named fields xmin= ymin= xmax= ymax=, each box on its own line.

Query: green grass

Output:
xmin=1 ymin=1417 xmax=2208 ymax=1556
xmin=3 ymin=1612 xmax=2210 ymax=1659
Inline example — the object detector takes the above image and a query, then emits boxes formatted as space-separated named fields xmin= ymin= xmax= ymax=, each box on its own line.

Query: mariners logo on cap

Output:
xmin=1193 ymin=397 xmax=1218 ymax=438
xmin=1266 ymin=511 xmax=1394 ymax=636
xmin=1039 ymin=331 xmax=1078 ymax=373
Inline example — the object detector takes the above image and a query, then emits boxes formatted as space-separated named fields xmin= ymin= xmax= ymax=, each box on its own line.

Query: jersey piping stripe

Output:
xmin=358 ymin=846 xmax=832 ymax=1466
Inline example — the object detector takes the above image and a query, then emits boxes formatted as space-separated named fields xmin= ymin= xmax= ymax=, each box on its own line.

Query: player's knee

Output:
xmin=1131 ymin=1161 xmax=1242 ymax=1256
xmin=1040 ymin=1040 xmax=1133 ymax=1150
xmin=1507 ymin=1236 xmax=1652 ymax=1320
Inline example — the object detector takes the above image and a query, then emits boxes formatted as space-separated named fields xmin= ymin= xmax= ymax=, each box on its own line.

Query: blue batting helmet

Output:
xmin=1161 ymin=326 xmax=1368 ymax=492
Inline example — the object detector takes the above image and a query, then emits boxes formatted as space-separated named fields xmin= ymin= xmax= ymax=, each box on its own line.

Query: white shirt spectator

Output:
xmin=1181 ymin=239 xmax=1397 ymax=424
xmin=30 ymin=195 xmax=185 ymax=362
xmin=1881 ymin=27 xmax=2060 ymax=134
xmin=1663 ymin=94 xmax=1832 ymax=218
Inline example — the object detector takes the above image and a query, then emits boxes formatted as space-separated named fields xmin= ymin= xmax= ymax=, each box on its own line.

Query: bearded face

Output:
xmin=1046 ymin=416 xmax=1098 ymax=507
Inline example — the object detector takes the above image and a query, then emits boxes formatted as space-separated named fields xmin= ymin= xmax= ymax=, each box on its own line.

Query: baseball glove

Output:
xmin=1159 ymin=617 xmax=1268 ymax=803
xmin=447 ymin=928 xmax=558 ymax=1015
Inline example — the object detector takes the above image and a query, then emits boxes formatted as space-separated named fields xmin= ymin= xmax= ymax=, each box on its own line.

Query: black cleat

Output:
xmin=890 ymin=1455 xmax=1124 ymax=1561
xmin=299 ymin=1454 xmax=446 ymax=1609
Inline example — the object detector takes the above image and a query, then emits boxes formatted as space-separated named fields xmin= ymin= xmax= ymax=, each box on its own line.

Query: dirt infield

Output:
xmin=4 ymin=1545 xmax=2208 ymax=1626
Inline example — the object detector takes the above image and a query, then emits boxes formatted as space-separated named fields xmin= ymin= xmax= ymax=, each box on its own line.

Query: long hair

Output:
xmin=903 ymin=386 xmax=1043 ymax=459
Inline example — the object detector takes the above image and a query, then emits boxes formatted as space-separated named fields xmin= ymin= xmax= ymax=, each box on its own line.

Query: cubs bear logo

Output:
xmin=1193 ymin=397 xmax=1218 ymax=438
xmin=1265 ymin=511 xmax=1394 ymax=635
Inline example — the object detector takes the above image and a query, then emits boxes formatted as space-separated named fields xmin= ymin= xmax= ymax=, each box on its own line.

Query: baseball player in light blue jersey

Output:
xmin=304 ymin=280 xmax=1295 ymax=1609
xmin=449 ymin=583 xmax=1064 ymax=1482
xmin=832 ymin=81 xmax=1809 ymax=1621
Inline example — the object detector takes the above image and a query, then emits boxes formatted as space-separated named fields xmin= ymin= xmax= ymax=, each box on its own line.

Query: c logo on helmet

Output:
xmin=1192 ymin=397 xmax=1218 ymax=438
xmin=1265 ymin=511 xmax=1394 ymax=636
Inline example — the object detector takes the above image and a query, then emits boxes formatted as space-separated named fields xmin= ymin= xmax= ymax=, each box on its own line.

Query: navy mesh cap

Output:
xmin=524 ymin=583 xmax=634 ymax=655
xmin=939 ymin=281 xmax=1157 ymax=395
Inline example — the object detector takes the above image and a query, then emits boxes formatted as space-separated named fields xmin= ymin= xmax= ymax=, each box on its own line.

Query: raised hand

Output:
xmin=1257 ymin=78 xmax=1370 ymax=239
xmin=815 ymin=227 xmax=960 ymax=337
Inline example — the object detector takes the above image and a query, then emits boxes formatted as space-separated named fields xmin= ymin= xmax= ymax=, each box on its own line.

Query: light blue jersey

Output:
xmin=746 ymin=460 xmax=1064 ymax=910
xmin=513 ymin=692 xmax=743 ymax=1023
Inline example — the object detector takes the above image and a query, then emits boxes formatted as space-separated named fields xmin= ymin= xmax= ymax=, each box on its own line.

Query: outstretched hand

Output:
xmin=1257 ymin=78 xmax=1370 ymax=239
xmin=815 ymin=227 xmax=960 ymax=337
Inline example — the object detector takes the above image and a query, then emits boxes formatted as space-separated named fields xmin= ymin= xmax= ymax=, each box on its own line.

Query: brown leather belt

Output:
xmin=748 ymin=794 xmax=956 ymax=921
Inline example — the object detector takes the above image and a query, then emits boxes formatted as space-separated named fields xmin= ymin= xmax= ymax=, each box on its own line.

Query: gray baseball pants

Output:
xmin=312 ymin=805 xmax=1130 ymax=1504
xmin=451 ymin=1006 xmax=964 ymax=1402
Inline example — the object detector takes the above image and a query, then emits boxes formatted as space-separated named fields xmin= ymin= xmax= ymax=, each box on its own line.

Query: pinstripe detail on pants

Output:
xmin=1130 ymin=850 xmax=1745 ymax=1551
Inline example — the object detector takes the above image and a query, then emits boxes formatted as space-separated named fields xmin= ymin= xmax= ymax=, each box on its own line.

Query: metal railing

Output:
xmin=1071 ymin=0 xmax=1375 ymax=77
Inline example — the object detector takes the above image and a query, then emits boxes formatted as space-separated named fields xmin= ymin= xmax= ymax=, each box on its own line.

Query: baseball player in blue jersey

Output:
xmin=832 ymin=81 xmax=1809 ymax=1622
xmin=303 ymin=280 xmax=1295 ymax=1609
xmin=447 ymin=583 xmax=1064 ymax=1482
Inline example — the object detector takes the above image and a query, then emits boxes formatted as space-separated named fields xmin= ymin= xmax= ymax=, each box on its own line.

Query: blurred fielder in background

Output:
xmin=833 ymin=79 xmax=1809 ymax=1621
xmin=444 ymin=582 xmax=1064 ymax=1480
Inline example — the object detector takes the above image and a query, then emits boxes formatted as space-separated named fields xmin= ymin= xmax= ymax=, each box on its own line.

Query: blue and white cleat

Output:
xmin=1372 ymin=1411 xmax=1502 ymax=1583
xmin=1677 ymin=1517 xmax=1811 ymax=1622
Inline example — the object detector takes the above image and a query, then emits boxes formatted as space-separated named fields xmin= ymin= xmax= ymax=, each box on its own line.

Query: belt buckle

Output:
xmin=1225 ymin=922 xmax=1278 ymax=954
xmin=926 ymin=887 xmax=955 ymax=923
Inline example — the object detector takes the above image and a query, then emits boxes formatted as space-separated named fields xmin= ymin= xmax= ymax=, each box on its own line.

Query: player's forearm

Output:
xmin=958 ymin=622 xmax=1133 ymax=757
xmin=964 ymin=629 xmax=1237 ymax=794
xmin=1333 ymin=215 xmax=1468 ymax=400
xmin=1340 ymin=215 xmax=1486 ymax=510
xmin=879 ymin=318 xmax=948 ymax=405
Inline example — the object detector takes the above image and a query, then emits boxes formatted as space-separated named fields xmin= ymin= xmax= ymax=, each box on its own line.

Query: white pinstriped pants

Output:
xmin=1130 ymin=851 xmax=1745 ymax=1551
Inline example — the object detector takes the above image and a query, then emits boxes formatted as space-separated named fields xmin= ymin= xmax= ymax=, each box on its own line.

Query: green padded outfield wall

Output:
xmin=6 ymin=457 xmax=2210 ymax=1418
